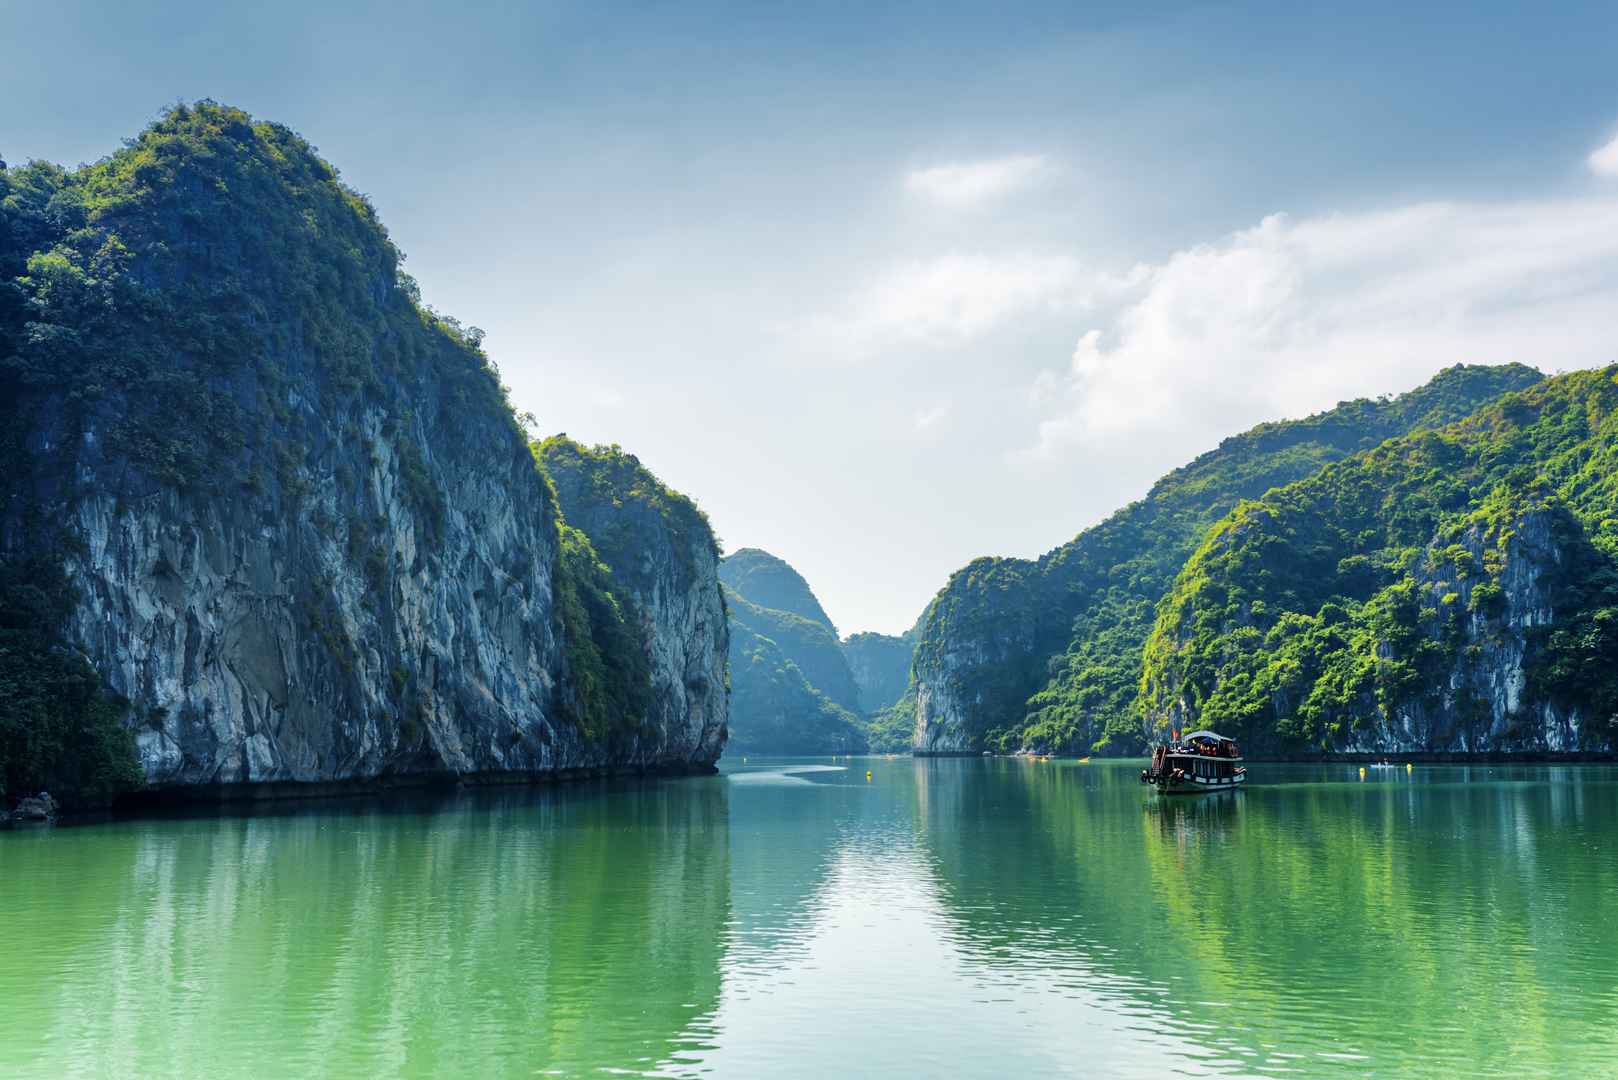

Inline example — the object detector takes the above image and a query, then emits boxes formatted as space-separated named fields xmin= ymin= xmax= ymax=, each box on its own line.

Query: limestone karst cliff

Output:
xmin=535 ymin=437 xmax=728 ymax=765
xmin=0 ymin=103 xmax=727 ymax=803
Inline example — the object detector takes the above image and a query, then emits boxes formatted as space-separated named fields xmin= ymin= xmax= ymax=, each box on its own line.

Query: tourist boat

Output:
xmin=1140 ymin=730 xmax=1246 ymax=793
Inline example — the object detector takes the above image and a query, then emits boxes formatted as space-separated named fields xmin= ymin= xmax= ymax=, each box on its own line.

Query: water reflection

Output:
xmin=7 ymin=761 xmax=1618 ymax=1078
xmin=917 ymin=759 xmax=1618 ymax=1078
xmin=0 ymin=783 xmax=731 ymax=1080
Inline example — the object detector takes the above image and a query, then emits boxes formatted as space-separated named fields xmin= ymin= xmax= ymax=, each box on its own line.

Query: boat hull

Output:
xmin=1150 ymin=773 xmax=1246 ymax=795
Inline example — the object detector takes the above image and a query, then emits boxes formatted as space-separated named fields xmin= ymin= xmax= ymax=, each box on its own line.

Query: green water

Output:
xmin=4 ymin=759 xmax=1618 ymax=1078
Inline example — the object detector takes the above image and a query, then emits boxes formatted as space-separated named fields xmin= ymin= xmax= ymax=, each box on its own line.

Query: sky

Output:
xmin=6 ymin=1 xmax=1618 ymax=634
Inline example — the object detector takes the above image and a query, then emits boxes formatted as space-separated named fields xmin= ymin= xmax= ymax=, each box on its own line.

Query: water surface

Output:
xmin=4 ymin=759 xmax=1616 ymax=1078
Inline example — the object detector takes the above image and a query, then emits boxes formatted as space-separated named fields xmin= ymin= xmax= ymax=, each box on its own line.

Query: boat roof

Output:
xmin=1181 ymin=730 xmax=1234 ymax=743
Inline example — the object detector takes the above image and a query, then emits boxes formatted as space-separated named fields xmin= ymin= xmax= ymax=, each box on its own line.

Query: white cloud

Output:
xmin=818 ymin=252 xmax=1087 ymax=349
xmin=1026 ymin=196 xmax=1618 ymax=461
xmin=1591 ymin=131 xmax=1618 ymax=177
xmin=913 ymin=402 xmax=952 ymax=432
xmin=904 ymin=154 xmax=1048 ymax=207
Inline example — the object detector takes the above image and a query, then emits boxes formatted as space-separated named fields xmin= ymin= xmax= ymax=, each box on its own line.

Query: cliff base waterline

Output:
xmin=112 ymin=762 xmax=720 ymax=812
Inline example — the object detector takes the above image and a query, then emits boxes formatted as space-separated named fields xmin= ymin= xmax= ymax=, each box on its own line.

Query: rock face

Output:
xmin=1362 ymin=508 xmax=1591 ymax=753
xmin=58 ymin=413 xmax=582 ymax=787
xmin=910 ymin=364 xmax=1547 ymax=756
xmin=1141 ymin=369 xmax=1618 ymax=756
xmin=0 ymin=103 xmax=726 ymax=797
xmin=536 ymin=438 xmax=729 ymax=765
xmin=841 ymin=630 xmax=914 ymax=715
xmin=11 ymin=793 xmax=58 ymax=822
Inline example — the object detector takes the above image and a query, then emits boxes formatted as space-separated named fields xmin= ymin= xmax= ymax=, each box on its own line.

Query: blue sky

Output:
xmin=7 ymin=1 xmax=1618 ymax=632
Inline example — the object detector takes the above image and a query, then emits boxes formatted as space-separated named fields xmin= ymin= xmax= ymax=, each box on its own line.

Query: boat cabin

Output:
xmin=1141 ymin=730 xmax=1246 ymax=793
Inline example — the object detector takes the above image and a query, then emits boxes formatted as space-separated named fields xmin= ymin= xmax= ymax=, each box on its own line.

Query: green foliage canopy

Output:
xmin=1143 ymin=368 xmax=1618 ymax=750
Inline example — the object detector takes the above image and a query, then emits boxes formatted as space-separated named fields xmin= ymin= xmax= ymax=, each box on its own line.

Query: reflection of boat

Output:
xmin=1141 ymin=731 xmax=1246 ymax=794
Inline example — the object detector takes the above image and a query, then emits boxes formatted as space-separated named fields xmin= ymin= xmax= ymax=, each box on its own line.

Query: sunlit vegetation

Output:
xmin=916 ymin=363 xmax=1544 ymax=756
xmin=536 ymin=435 xmax=719 ymax=580
xmin=1144 ymin=368 xmax=1618 ymax=749
xmin=537 ymin=436 xmax=724 ymax=745
xmin=553 ymin=525 xmax=655 ymax=745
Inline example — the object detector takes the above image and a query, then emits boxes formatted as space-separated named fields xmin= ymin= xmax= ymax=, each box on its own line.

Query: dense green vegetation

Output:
xmin=552 ymin=524 xmax=655 ymax=745
xmin=720 ymin=550 xmax=862 ymax=705
xmin=723 ymin=587 xmax=868 ymax=753
xmin=726 ymin=619 xmax=867 ymax=755
xmin=2 ymin=102 xmax=511 ymax=498
xmin=536 ymin=436 xmax=719 ymax=582
xmin=720 ymin=548 xmax=838 ymax=631
xmin=720 ymin=549 xmax=871 ymax=753
xmin=724 ymin=590 xmax=860 ymax=713
xmin=1143 ymin=368 xmax=1618 ymax=750
xmin=537 ymin=436 xmax=725 ymax=745
xmin=0 ymin=552 xmax=142 ymax=806
xmin=915 ymin=364 xmax=1545 ymax=755
xmin=863 ymin=695 xmax=916 ymax=753
xmin=719 ymin=549 xmax=922 ymax=754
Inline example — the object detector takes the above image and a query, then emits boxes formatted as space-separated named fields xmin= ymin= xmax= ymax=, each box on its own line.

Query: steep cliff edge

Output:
xmin=910 ymin=364 xmax=1546 ymax=755
xmin=1142 ymin=370 xmax=1618 ymax=754
xmin=0 ymin=103 xmax=724 ymax=804
xmin=535 ymin=437 xmax=728 ymax=765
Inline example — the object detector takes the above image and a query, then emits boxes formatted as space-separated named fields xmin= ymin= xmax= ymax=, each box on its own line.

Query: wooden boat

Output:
xmin=1140 ymin=730 xmax=1246 ymax=794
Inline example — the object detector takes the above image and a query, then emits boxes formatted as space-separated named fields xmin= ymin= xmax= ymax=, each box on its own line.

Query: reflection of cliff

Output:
xmin=0 ymin=785 xmax=730 ymax=1079
xmin=916 ymin=761 xmax=1618 ymax=1074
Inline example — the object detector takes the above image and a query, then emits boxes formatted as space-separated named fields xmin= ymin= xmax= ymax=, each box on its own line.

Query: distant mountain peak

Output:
xmin=719 ymin=548 xmax=837 ymax=634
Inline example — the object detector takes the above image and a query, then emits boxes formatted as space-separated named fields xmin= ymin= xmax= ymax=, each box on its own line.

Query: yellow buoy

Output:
xmin=1407 ymin=762 xmax=1413 ymax=773
xmin=1359 ymin=766 xmax=1366 ymax=780
xmin=866 ymin=770 xmax=873 ymax=781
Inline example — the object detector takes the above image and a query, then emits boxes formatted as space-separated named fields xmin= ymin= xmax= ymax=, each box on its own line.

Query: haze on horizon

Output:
xmin=7 ymin=0 xmax=1618 ymax=634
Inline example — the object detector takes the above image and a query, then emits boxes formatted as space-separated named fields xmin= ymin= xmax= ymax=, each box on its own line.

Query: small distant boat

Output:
xmin=1141 ymin=730 xmax=1246 ymax=794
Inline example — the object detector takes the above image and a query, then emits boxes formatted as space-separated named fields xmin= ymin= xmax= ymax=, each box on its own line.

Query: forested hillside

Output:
xmin=1143 ymin=368 xmax=1618 ymax=754
xmin=911 ymin=364 xmax=1545 ymax=755
xmin=720 ymin=549 xmax=866 ymax=753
